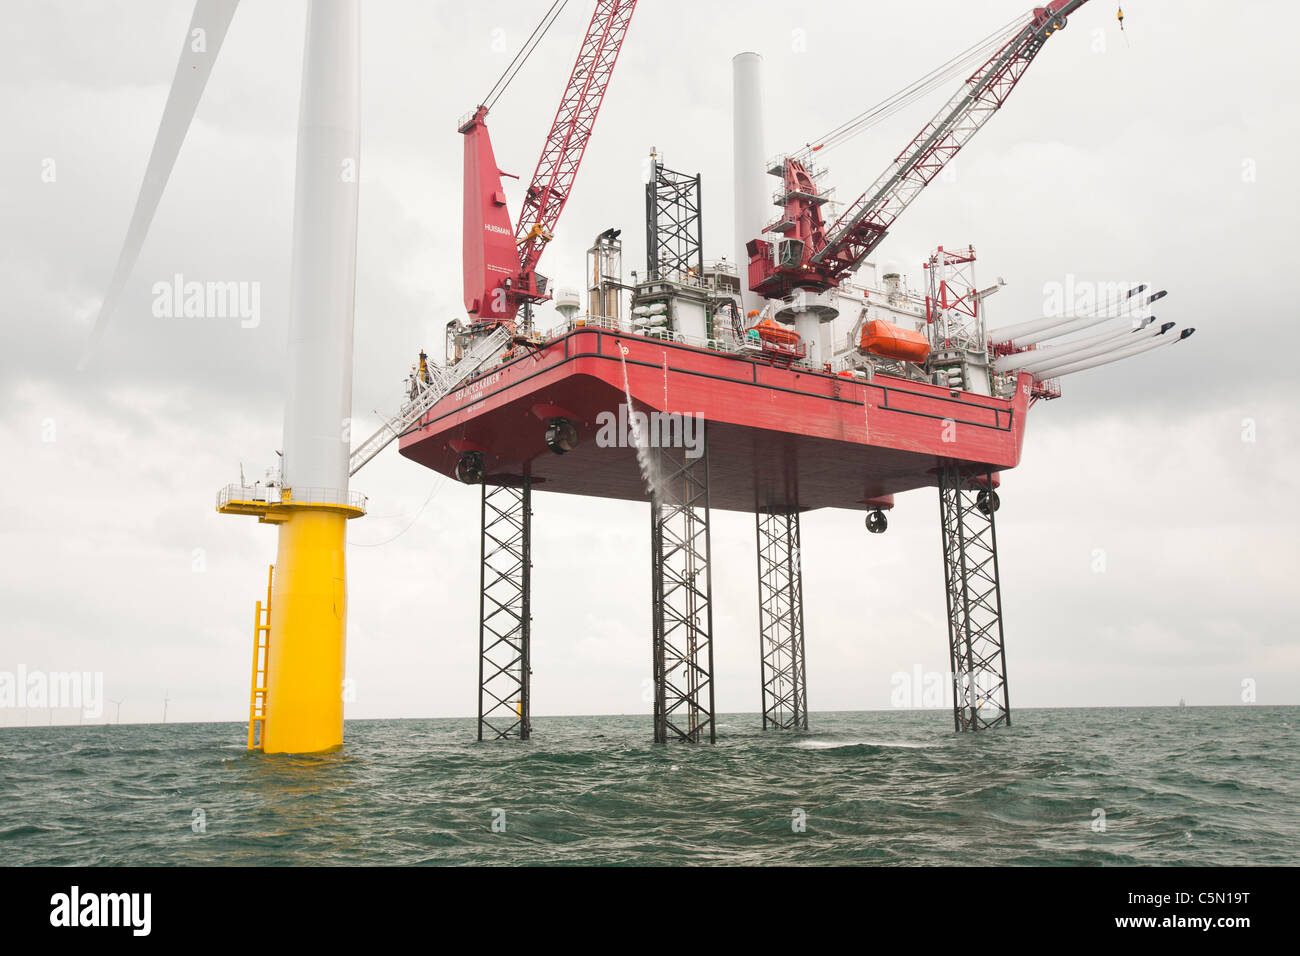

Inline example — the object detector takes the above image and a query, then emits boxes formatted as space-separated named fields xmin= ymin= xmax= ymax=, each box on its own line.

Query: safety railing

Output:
xmin=765 ymin=151 xmax=826 ymax=179
xmin=634 ymin=268 xmax=727 ymax=292
xmin=555 ymin=315 xmax=750 ymax=355
xmin=771 ymin=184 xmax=836 ymax=206
xmin=217 ymin=484 xmax=275 ymax=508
xmin=561 ymin=314 xmax=625 ymax=333
xmin=217 ymin=484 xmax=367 ymax=512
xmin=552 ymin=313 xmax=850 ymax=369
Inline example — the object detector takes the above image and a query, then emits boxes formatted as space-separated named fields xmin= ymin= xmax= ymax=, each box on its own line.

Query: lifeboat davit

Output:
xmin=751 ymin=316 xmax=799 ymax=347
xmin=859 ymin=319 xmax=930 ymax=363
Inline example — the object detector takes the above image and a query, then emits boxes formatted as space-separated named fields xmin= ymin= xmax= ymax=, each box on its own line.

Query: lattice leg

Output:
xmin=938 ymin=465 xmax=1010 ymax=731
xmin=651 ymin=434 xmax=715 ymax=743
xmin=478 ymin=479 xmax=531 ymax=740
xmin=756 ymin=509 xmax=808 ymax=730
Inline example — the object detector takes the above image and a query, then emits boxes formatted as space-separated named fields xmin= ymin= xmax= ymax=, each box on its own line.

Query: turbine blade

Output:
xmin=989 ymin=283 xmax=1150 ymax=343
xmin=1034 ymin=327 xmax=1188 ymax=379
xmin=1010 ymin=320 xmax=1167 ymax=375
xmin=993 ymin=316 xmax=1155 ymax=372
xmin=79 ymin=0 xmax=240 ymax=369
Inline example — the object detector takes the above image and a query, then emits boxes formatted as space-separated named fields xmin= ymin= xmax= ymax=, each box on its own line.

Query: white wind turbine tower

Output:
xmin=89 ymin=0 xmax=365 ymax=754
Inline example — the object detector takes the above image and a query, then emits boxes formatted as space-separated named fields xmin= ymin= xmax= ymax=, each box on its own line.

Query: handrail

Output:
xmin=348 ymin=325 xmax=510 ymax=477
xmin=217 ymin=484 xmax=367 ymax=511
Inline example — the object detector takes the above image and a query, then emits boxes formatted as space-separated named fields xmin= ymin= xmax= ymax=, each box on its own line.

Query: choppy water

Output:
xmin=2 ymin=707 xmax=1297 ymax=866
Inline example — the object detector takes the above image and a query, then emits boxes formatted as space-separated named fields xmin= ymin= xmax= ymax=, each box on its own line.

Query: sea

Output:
xmin=2 ymin=707 xmax=1296 ymax=866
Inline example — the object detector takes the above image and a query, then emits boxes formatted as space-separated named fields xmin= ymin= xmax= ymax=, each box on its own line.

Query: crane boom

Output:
xmin=747 ymin=0 xmax=1090 ymax=302
xmin=461 ymin=0 xmax=636 ymax=331
xmin=515 ymin=0 xmax=636 ymax=291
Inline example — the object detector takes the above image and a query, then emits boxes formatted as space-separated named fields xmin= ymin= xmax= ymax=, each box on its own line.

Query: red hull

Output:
xmin=398 ymin=329 xmax=1032 ymax=513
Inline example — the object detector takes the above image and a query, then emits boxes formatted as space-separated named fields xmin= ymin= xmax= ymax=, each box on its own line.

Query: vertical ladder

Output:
xmin=247 ymin=564 xmax=273 ymax=750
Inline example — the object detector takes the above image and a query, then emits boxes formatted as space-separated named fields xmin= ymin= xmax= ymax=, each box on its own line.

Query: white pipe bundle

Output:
xmin=1000 ymin=321 xmax=1170 ymax=376
xmin=993 ymin=317 xmax=1152 ymax=372
xmin=1034 ymin=328 xmax=1194 ymax=380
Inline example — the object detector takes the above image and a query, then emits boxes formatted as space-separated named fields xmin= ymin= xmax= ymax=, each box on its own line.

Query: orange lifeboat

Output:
xmin=859 ymin=319 xmax=930 ymax=363
xmin=751 ymin=316 xmax=799 ymax=347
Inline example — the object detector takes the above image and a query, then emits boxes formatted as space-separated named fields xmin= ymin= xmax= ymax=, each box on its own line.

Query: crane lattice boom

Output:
xmin=747 ymin=0 xmax=1090 ymax=302
xmin=515 ymin=0 xmax=636 ymax=287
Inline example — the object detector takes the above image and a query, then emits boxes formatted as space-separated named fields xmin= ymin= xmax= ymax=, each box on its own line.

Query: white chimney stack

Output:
xmin=732 ymin=52 xmax=767 ymax=318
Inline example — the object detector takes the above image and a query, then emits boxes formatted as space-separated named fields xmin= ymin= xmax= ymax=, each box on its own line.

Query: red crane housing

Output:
xmin=460 ymin=0 xmax=636 ymax=332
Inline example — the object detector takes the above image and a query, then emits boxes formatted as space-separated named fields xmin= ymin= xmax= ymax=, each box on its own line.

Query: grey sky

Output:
xmin=1 ymin=0 xmax=1295 ymax=726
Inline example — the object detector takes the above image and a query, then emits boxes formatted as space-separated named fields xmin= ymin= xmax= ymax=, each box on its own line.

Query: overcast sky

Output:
xmin=1 ymin=0 xmax=1296 ymax=727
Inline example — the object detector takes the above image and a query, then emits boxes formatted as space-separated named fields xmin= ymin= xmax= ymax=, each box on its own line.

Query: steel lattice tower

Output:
xmin=756 ymin=510 xmax=808 ymax=730
xmin=650 ymin=436 xmax=715 ymax=743
xmin=938 ymin=465 xmax=1010 ymax=731
xmin=478 ymin=480 xmax=532 ymax=740
xmin=645 ymin=155 xmax=703 ymax=281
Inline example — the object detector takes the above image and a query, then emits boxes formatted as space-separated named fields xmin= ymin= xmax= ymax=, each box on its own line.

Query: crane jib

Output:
xmin=811 ymin=1 xmax=1087 ymax=271
xmin=514 ymin=0 xmax=637 ymax=281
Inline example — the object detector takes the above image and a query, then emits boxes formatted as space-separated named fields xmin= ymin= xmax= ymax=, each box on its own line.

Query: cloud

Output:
xmin=1 ymin=0 xmax=1295 ymax=727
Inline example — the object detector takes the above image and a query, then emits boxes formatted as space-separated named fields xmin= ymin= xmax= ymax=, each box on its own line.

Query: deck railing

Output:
xmin=216 ymin=484 xmax=368 ymax=512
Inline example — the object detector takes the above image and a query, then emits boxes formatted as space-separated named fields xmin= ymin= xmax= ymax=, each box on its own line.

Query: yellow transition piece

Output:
xmin=262 ymin=508 xmax=349 ymax=754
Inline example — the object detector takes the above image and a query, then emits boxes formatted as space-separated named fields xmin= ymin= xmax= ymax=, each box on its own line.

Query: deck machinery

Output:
xmin=391 ymin=0 xmax=1187 ymax=741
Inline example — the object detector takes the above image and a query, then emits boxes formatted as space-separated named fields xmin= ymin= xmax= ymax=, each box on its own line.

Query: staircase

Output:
xmin=348 ymin=326 xmax=510 ymax=477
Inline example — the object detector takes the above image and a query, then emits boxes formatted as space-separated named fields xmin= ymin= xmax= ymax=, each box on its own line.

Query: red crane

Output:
xmin=747 ymin=0 xmax=1092 ymax=303
xmin=460 ymin=0 xmax=637 ymax=334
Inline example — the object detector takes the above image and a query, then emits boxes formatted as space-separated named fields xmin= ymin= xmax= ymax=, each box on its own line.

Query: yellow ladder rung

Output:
xmin=248 ymin=564 xmax=275 ymax=751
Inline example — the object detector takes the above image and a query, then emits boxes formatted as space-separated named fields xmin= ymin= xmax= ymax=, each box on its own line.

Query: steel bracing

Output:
xmin=938 ymin=465 xmax=1010 ymax=731
xmin=650 ymin=435 xmax=715 ymax=743
xmin=645 ymin=158 xmax=703 ymax=281
xmin=756 ymin=510 xmax=808 ymax=730
xmin=478 ymin=480 xmax=532 ymax=740
xmin=514 ymin=0 xmax=637 ymax=292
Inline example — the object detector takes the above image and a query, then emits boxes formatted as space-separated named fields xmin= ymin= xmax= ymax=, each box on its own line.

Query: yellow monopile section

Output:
xmin=263 ymin=507 xmax=348 ymax=754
